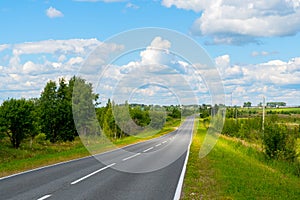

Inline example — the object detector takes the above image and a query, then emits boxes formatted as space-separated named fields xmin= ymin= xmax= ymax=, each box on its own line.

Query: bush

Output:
xmin=35 ymin=133 xmax=48 ymax=145
xmin=222 ymin=118 xmax=240 ymax=137
xmin=263 ymin=123 xmax=297 ymax=162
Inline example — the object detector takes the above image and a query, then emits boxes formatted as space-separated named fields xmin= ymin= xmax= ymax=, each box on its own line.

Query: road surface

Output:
xmin=0 ymin=116 xmax=195 ymax=200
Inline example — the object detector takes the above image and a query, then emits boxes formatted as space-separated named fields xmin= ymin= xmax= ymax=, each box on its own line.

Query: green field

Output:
xmin=238 ymin=106 xmax=300 ymax=114
xmin=181 ymin=118 xmax=300 ymax=199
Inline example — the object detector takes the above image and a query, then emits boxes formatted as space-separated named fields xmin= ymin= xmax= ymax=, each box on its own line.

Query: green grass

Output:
xmin=0 ymin=118 xmax=182 ymax=178
xmin=181 ymin=118 xmax=300 ymax=200
xmin=0 ymin=137 xmax=89 ymax=177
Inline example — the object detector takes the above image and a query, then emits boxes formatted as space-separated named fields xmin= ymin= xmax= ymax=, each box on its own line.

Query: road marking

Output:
xmin=37 ymin=194 xmax=52 ymax=200
xmin=71 ymin=163 xmax=116 ymax=185
xmin=122 ymin=153 xmax=141 ymax=161
xmin=173 ymin=117 xmax=195 ymax=200
xmin=162 ymin=140 xmax=168 ymax=144
xmin=143 ymin=147 xmax=154 ymax=153
xmin=155 ymin=143 xmax=161 ymax=147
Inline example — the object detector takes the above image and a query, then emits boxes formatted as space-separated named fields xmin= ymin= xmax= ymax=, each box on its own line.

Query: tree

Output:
xmin=39 ymin=80 xmax=60 ymax=142
xmin=243 ymin=102 xmax=252 ymax=108
xmin=0 ymin=98 xmax=37 ymax=148
xmin=72 ymin=76 xmax=99 ymax=137
xmin=39 ymin=77 xmax=81 ymax=142
xmin=56 ymin=78 xmax=77 ymax=141
xmin=267 ymin=102 xmax=286 ymax=108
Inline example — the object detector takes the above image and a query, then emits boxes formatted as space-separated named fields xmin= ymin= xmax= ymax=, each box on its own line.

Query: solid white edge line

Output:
xmin=37 ymin=194 xmax=52 ymax=200
xmin=122 ymin=153 xmax=141 ymax=161
xmin=71 ymin=163 xmax=115 ymax=185
xmin=173 ymin=118 xmax=195 ymax=200
xmin=143 ymin=147 xmax=154 ymax=153
xmin=0 ymin=155 xmax=93 ymax=181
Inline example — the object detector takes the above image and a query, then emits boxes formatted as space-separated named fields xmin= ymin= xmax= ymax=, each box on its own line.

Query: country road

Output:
xmin=0 ymin=116 xmax=195 ymax=200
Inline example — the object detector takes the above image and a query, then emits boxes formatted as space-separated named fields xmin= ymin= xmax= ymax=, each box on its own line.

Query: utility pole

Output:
xmin=262 ymin=96 xmax=265 ymax=132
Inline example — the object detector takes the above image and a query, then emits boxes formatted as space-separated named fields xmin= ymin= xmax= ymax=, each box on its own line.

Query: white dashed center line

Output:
xmin=71 ymin=163 xmax=116 ymax=185
xmin=37 ymin=194 xmax=52 ymax=200
xmin=143 ymin=147 xmax=154 ymax=153
xmin=155 ymin=143 xmax=162 ymax=147
xmin=162 ymin=140 xmax=167 ymax=144
xmin=122 ymin=153 xmax=141 ymax=161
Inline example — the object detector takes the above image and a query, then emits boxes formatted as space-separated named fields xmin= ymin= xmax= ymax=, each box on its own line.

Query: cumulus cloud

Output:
xmin=0 ymin=44 xmax=10 ymax=52
xmin=215 ymin=54 xmax=300 ymax=105
xmin=0 ymin=39 xmax=123 ymax=103
xmin=13 ymin=39 xmax=101 ymax=55
xmin=46 ymin=7 xmax=64 ymax=18
xmin=162 ymin=0 xmax=300 ymax=44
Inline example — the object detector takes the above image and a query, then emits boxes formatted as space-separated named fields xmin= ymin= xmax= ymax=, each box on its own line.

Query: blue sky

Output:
xmin=1 ymin=0 xmax=300 ymax=106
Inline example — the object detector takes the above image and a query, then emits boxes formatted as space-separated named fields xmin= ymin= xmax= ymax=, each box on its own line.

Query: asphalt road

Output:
xmin=0 ymin=116 xmax=195 ymax=200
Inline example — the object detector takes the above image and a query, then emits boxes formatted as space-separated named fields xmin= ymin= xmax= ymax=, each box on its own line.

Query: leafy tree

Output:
xmin=0 ymin=98 xmax=37 ymax=148
xmin=39 ymin=77 xmax=88 ymax=142
xmin=56 ymin=78 xmax=77 ymax=141
xmin=267 ymin=102 xmax=286 ymax=108
xmin=243 ymin=101 xmax=252 ymax=108
xmin=168 ymin=106 xmax=181 ymax=119
xmin=39 ymin=80 xmax=60 ymax=142
xmin=72 ymin=76 xmax=99 ymax=137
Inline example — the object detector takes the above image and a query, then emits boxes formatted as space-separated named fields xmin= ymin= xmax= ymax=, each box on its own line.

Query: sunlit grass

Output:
xmin=182 ymin=118 xmax=300 ymax=200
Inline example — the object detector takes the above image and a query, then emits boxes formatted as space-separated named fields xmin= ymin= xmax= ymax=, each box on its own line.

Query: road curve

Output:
xmin=0 ymin=116 xmax=195 ymax=200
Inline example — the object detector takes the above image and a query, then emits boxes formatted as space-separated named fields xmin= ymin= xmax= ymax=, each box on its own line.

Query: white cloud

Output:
xmin=216 ymin=54 xmax=300 ymax=105
xmin=0 ymin=44 xmax=10 ymax=52
xmin=0 ymin=39 xmax=123 ymax=103
xmin=75 ymin=0 xmax=125 ymax=2
xmin=162 ymin=0 xmax=209 ymax=12
xmin=46 ymin=7 xmax=64 ymax=18
xmin=162 ymin=0 xmax=300 ymax=44
xmin=97 ymin=37 xmax=206 ymax=105
xmin=23 ymin=61 xmax=39 ymax=74
xmin=140 ymin=37 xmax=172 ymax=65
xmin=13 ymin=39 xmax=101 ymax=55
xmin=126 ymin=3 xmax=139 ymax=9
xmin=252 ymin=51 xmax=273 ymax=57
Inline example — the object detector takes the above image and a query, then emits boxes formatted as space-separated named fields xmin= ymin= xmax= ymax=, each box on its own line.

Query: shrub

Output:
xmin=263 ymin=123 xmax=297 ymax=162
xmin=35 ymin=133 xmax=48 ymax=145
xmin=222 ymin=118 xmax=240 ymax=137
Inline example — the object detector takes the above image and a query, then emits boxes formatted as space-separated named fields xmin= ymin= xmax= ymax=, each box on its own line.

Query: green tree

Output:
xmin=39 ymin=77 xmax=84 ymax=142
xmin=72 ymin=76 xmax=99 ymax=137
xmin=56 ymin=78 xmax=77 ymax=141
xmin=39 ymin=80 xmax=60 ymax=142
xmin=0 ymin=98 xmax=37 ymax=148
xmin=243 ymin=101 xmax=252 ymax=108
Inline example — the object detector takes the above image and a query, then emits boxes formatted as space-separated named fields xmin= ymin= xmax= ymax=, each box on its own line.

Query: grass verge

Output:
xmin=181 ymin=118 xmax=300 ymax=199
xmin=0 ymin=118 xmax=181 ymax=178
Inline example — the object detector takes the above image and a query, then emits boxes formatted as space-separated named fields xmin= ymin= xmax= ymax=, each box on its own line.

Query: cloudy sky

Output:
xmin=1 ymin=0 xmax=300 ymax=106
